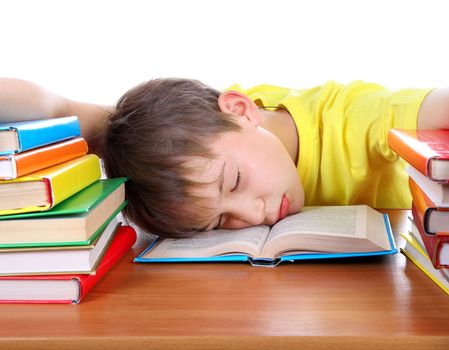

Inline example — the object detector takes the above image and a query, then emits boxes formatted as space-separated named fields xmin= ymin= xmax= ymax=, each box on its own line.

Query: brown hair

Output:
xmin=102 ymin=78 xmax=240 ymax=238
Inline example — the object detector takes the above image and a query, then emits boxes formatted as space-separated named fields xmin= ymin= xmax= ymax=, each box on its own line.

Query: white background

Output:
xmin=1 ymin=0 xmax=448 ymax=105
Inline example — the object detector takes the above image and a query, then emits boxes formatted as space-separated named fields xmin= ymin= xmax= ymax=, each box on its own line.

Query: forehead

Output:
xmin=184 ymin=156 xmax=225 ymax=199
xmin=183 ymin=156 xmax=225 ymax=230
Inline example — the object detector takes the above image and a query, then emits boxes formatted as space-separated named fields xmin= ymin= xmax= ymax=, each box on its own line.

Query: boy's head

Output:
xmin=102 ymin=78 xmax=304 ymax=238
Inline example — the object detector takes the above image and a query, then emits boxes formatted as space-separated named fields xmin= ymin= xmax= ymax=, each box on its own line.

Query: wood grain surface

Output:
xmin=1 ymin=210 xmax=448 ymax=350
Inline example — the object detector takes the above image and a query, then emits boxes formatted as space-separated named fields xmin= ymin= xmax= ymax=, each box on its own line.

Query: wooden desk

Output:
xmin=1 ymin=210 xmax=448 ymax=350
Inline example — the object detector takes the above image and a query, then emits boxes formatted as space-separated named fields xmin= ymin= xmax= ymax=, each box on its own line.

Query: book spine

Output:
xmin=409 ymin=178 xmax=436 ymax=235
xmin=46 ymin=154 xmax=101 ymax=207
xmin=17 ymin=116 xmax=81 ymax=153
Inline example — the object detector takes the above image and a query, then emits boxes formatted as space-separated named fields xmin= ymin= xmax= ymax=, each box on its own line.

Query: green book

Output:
xmin=0 ymin=178 xmax=127 ymax=248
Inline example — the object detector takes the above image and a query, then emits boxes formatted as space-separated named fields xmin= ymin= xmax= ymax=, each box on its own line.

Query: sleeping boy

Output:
xmin=1 ymin=78 xmax=448 ymax=237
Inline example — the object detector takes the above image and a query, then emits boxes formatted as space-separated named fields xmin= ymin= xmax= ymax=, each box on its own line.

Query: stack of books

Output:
xmin=0 ymin=117 xmax=136 ymax=304
xmin=388 ymin=128 xmax=449 ymax=295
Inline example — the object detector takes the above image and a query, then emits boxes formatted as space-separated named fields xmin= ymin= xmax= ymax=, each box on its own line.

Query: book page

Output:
xmin=0 ymin=130 xmax=18 ymax=152
xmin=141 ymin=225 xmax=270 ymax=259
xmin=259 ymin=206 xmax=389 ymax=258
xmin=269 ymin=206 xmax=365 ymax=240
xmin=0 ymin=181 xmax=48 ymax=210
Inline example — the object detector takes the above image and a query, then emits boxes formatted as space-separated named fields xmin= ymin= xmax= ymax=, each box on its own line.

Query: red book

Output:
xmin=387 ymin=129 xmax=449 ymax=182
xmin=411 ymin=206 xmax=449 ymax=268
xmin=409 ymin=177 xmax=449 ymax=235
xmin=0 ymin=225 xmax=136 ymax=304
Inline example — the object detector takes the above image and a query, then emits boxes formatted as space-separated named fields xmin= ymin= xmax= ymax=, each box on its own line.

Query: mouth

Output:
xmin=278 ymin=194 xmax=290 ymax=221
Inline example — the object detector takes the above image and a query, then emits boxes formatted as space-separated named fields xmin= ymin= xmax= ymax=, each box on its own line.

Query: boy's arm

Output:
xmin=0 ymin=78 xmax=114 ymax=153
xmin=417 ymin=87 xmax=449 ymax=129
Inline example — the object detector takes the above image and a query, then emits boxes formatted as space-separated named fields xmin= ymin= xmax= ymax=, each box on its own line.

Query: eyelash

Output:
xmin=215 ymin=214 xmax=223 ymax=230
xmin=214 ymin=171 xmax=241 ymax=229
xmin=231 ymin=171 xmax=241 ymax=192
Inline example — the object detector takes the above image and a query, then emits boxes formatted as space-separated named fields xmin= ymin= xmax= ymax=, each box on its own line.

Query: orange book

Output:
xmin=0 ymin=137 xmax=88 ymax=180
xmin=387 ymin=129 xmax=449 ymax=182
xmin=410 ymin=177 xmax=449 ymax=235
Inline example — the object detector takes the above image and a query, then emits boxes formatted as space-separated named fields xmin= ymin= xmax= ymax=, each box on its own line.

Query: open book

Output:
xmin=135 ymin=205 xmax=397 ymax=267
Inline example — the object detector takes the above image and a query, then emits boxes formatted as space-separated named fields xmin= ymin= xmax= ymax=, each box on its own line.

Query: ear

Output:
xmin=218 ymin=90 xmax=262 ymax=126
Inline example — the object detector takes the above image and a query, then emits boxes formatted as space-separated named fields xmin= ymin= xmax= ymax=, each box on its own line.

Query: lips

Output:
xmin=278 ymin=194 xmax=289 ymax=221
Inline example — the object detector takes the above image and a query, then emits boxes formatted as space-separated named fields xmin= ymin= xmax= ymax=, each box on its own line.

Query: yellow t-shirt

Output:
xmin=228 ymin=81 xmax=432 ymax=208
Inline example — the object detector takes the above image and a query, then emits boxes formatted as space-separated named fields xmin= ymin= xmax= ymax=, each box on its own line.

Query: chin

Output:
xmin=290 ymin=205 xmax=302 ymax=215
xmin=291 ymin=190 xmax=305 ymax=214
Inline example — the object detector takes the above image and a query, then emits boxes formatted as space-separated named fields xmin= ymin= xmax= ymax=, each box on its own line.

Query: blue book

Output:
xmin=0 ymin=116 xmax=80 ymax=155
xmin=135 ymin=205 xmax=397 ymax=267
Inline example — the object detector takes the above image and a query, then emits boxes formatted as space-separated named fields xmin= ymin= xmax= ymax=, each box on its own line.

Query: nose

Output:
xmin=222 ymin=196 xmax=265 ymax=229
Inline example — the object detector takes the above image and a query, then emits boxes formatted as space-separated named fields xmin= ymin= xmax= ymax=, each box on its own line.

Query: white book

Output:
xmin=407 ymin=166 xmax=449 ymax=208
xmin=401 ymin=230 xmax=449 ymax=295
xmin=0 ymin=218 xmax=119 ymax=275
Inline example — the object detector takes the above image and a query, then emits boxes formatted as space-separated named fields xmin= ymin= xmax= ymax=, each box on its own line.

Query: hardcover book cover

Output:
xmin=0 ymin=137 xmax=88 ymax=180
xmin=136 ymin=207 xmax=397 ymax=267
xmin=409 ymin=214 xmax=449 ymax=268
xmin=388 ymin=128 xmax=449 ymax=182
xmin=0 ymin=116 xmax=80 ymax=155
xmin=401 ymin=231 xmax=449 ymax=296
xmin=407 ymin=166 xmax=449 ymax=208
xmin=0 ymin=225 xmax=137 ymax=304
xmin=0 ymin=178 xmax=128 ymax=248
xmin=0 ymin=219 xmax=120 ymax=275
xmin=0 ymin=154 xmax=101 ymax=215
xmin=410 ymin=177 xmax=449 ymax=235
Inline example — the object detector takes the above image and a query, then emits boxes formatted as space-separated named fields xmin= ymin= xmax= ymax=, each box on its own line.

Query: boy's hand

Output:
xmin=418 ymin=87 xmax=449 ymax=129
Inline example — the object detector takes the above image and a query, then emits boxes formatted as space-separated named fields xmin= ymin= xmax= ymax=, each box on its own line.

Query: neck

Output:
xmin=260 ymin=108 xmax=299 ymax=164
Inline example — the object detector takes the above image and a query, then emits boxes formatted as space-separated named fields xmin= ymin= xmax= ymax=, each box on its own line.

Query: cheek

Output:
xmin=288 ymin=168 xmax=305 ymax=213
xmin=293 ymin=183 xmax=305 ymax=212
xmin=221 ymin=218 xmax=253 ymax=230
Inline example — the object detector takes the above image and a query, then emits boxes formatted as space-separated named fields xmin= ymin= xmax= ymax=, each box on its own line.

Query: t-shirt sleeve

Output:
xmin=378 ymin=88 xmax=433 ymax=161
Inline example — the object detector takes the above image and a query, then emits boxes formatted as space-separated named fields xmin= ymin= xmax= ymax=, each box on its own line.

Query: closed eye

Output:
xmin=231 ymin=171 xmax=241 ymax=192
xmin=213 ymin=171 xmax=240 ymax=230
xmin=213 ymin=214 xmax=223 ymax=230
